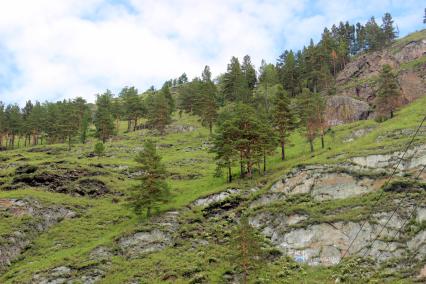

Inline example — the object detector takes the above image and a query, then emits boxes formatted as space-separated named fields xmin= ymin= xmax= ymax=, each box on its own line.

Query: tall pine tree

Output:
xmin=94 ymin=91 xmax=115 ymax=143
xmin=375 ymin=64 xmax=401 ymax=120
xmin=129 ymin=140 xmax=170 ymax=217
xmin=271 ymin=86 xmax=297 ymax=160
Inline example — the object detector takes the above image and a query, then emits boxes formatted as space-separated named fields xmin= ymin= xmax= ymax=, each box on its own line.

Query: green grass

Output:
xmin=391 ymin=29 xmax=426 ymax=53
xmin=0 ymin=97 xmax=425 ymax=283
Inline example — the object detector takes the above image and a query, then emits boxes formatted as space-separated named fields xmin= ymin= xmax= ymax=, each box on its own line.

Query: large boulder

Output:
xmin=325 ymin=95 xmax=371 ymax=126
xmin=335 ymin=34 xmax=426 ymax=105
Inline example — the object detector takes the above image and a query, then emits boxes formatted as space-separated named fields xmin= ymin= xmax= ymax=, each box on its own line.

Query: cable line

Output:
xmin=371 ymin=163 xmax=426 ymax=261
xmin=339 ymin=115 xmax=426 ymax=263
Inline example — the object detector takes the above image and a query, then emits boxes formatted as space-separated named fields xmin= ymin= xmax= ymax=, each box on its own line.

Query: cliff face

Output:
xmin=327 ymin=30 xmax=426 ymax=125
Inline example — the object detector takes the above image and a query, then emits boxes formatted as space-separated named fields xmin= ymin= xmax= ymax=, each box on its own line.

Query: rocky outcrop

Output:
xmin=334 ymin=32 xmax=426 ymax=115
xmin=325 ymin=32 xmax=425 ymax=125
xmin=0 ymin=198 xmax=75 ymax=272
xmin=249 ymin=208 xmax=422 ymax=266
xmin=248 ymin=140 xmax=426 ymax=269
xmin=250 ymin=165 xmax=385 ymax=208
xmin=351 ymin=144 xmax=426 ymax=170
xmin=325 ymin=96 xmax=371 ymax=126
xmin=118 ymin=211 xmax=180 ymax=258
xmin=9 ymin=167 xmax=109 ymax=197
xmin=191 ymin=188 xmax=240 ymax=208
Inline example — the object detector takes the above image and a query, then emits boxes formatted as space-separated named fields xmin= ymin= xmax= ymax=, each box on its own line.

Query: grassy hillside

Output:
xmin=0 ymin=96 xmax=425 ymax=283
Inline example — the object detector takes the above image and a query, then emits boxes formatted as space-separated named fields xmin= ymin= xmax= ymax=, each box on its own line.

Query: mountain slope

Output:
xmin=0 ymin=91 xmax=425 ymax=283
xmin=326 ymin=29 xmax=426 ymax=125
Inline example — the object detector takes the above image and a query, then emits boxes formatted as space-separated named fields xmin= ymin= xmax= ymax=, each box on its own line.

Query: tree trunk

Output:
xmin=281 ymin=141 xmax=285 ymax=160
xmin=209 ymin=122 xmax=212 ymax=134
xmin=146 ymin=207 xmax=151 ymax=217
xmin=263 ymin=151 xmax=266 ymax=173
xmin=246 ymin=161 xmax=252 ymax=178
xmin=127 ymin=119 xmax=131 ymax=132
xmin=134 ymin=118 xmax=138 ymax=131
xmin=32 ymin=130 xmax=37 ymax=145
xmin=68 ymin=136 xmax=72 ymax=151
xmin=240 ymin=152 xmax=244 ymax=178
xmin=228 ymin=165 xmax=232 ymax=183
xmin=321 ymin=134 xmax=324 ymax=149
xmin=390 ymin=110 xmax=394 ymax=118
xmin=309 ymin=140 xmax=314 ymax=153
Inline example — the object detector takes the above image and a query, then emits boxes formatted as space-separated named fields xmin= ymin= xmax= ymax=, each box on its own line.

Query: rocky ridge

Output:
xmin=326 ymin=30 xmax=426 ymax=125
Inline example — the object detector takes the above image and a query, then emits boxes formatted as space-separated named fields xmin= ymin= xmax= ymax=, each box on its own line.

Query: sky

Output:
xmin=0 ymin=0 xmax=423 ymax=105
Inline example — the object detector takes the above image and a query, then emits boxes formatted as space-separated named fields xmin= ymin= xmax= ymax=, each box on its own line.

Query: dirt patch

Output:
xmin=11 ymin=168 xmax=109 ymax=197
xmin=0 ymin=198 xmax=76 ymax=272
xmin=170 ymin=173 xmax=203 ymax=180
xmin=27 ymin=147 xmax=64 ymax=155
xmin=72 ymin=179 xmax=109 ymax=197
xmin=15 ymin=165 xmax=38 ymax=175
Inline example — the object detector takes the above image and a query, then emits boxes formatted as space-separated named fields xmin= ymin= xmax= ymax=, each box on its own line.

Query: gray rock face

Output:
xmin=343 ymin=127 xmax=375 ymax=143
xmin=325 ymin=96 xmax=371 ymax=126
xmin=165 ymin=124 xmax=196 ymax=134
xmin=118 ymin=211 xmax=179 ymax=258
xmin=249 ymin=147 xmax=426 ymax=267
xmin=335 ymin=36 xmax=426 ymax=108
xmin=351 ymin=144 xmax=426 ymax=170
xmin=0 ymin=198 xmax=75 ymax=272
xmin=250 ymin=165 xmax=382 ymax=208
xmin=119 ymin=229 xmax=173 ymax=257
xmin=250 ymin=211 xmax=415 ymax=266
xmin=191 ymin=188 xmax=240 ymax=208
xmin=32 ymin=265 xmax=105 ymax=284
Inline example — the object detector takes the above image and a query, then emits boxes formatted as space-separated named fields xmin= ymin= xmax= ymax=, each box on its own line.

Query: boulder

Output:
xmin=325 ymin=96 xmax=370 ymax=126
xmin=335 ymin=36 xmax=426 ymax=108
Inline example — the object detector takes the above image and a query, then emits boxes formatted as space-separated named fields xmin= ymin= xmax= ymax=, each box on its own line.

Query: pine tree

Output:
xmin=223 ymin=57 xmax=248 ymax=102
xmin=146 ymin=93 xmax=172 ymax=135
xmin=258 ymin=60 xmax=279 ymax=113
xmin=298 ymin=88 xmax=319 ymax=153
xmin=94 ymin=142 xmax=105 ymax=157
xmin=231 ymin=217 xmax=264 ymax=284
xmin=375 ymin=64 xmax=401 ymax=120
xmin=365 ymin=17 xmax=385 ymax=50
xmin=278 ymin=50 xmax=299 ymax=96
xmin=60 ymin=100 xmax=80 ymax=150
xmin=201 ymin=65 xmax=212 ymax=82
xmin=257 ymin=115 xmax=277 ymax=173
xmin=213 ymin=103 xmax=264 ymax=178
xmin=381 ymin=13 xmax=396 ymax=45
xmin=94 ymin=91 xmax=115 ymax=143
xmin=80 ymin=110 xmax=91 ymax=144
xmin=22 ymin=100 xmax=33 ymax=146
xmin=212 ymin=105 xmax=238 ymax=183
xmin=424 ymin=8 xmax=426 ymax=24
xmin=129 ymin=140 xmax=170 ymax=217
xmin=111 ymin=98 xmax=124 ymax=131
xmin=241 ymin=55 xmax=257 ymax=91
xmin=271 ymin=86 xmax=297 ymax=160
xmin=312 ymin=93 xmax=327 ymax=149
xmin=0 ymin=102 xmax=5 ymax=147
xmin=177 ymin=73 xmax=188 ymax=85
xmin=161 ymin=81 xmax=175 ymax=114
xmin=355 ymin=22 xmax=366 ymax=52
xmin=195 ymin=66 xmax=219 ymax=134
xmin=4 ymin=104 xmax=22 ymax=149
xmin=120 ymin=86 xmax=144 ymax=131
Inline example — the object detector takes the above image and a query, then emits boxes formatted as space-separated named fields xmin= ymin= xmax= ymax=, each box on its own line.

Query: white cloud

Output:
xmin=0 ymin=0 xmax=422 ymax=105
